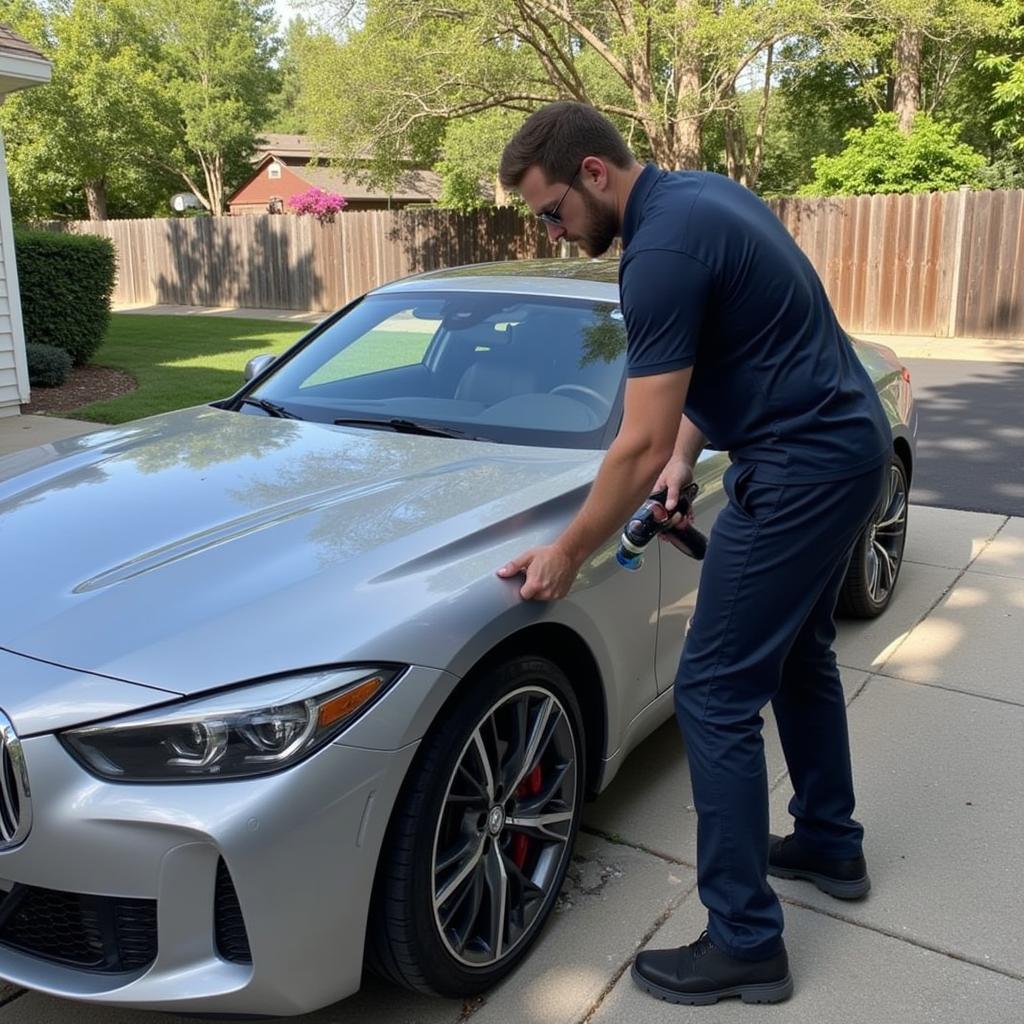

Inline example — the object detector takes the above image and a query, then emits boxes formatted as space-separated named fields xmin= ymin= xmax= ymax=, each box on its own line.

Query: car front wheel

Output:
xmin=368 ymin=656 xmax=584 ymax=996
xmin=839 ymin=456 xmax=909 ymax=618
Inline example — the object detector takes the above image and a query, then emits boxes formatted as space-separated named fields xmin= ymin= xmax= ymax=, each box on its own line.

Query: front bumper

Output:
xmin=0 ymin=729 xmax=418 ymax=1016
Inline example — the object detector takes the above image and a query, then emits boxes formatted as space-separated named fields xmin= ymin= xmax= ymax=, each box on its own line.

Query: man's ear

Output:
xmin=581 ymin=156 xmax=610 ymax=192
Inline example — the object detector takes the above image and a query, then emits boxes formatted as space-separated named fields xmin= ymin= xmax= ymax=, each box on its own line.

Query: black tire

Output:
xmin=367 ymin=656 xmax=585 ymax=996
xmin=838 ymin=457 xmax=909 ymax=619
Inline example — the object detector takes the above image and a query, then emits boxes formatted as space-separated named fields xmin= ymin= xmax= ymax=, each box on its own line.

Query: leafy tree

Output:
xmin=266 ymin=14 xmax=320 ymax=133
xmin=296 ymin=0 xmax=854 ymax=193
xmin=0 ymin=0 xmax=179 ymax=220
xmin=882 ymin=1 xmax=1004 ymax=132
xmin=800 ymin=111 xmax=987 ymax=195
xmin=436 ymin=109 xmax=521 ymax=211
xmin=754 ymin=58 xmax=876 ymax=197
xmin=145 ymin=0 xmax=281 ymax=216
xmin=977 ymin=0 xmax=1024 ymax=155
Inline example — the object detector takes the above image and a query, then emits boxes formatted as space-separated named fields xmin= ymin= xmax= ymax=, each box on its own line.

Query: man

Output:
xmin=495 ymin=102 xmax=892 ymax=1005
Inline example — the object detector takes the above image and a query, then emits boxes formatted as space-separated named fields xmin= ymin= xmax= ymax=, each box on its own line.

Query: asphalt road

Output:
xmin=903 ymin=357 xmax=1024 ymax=516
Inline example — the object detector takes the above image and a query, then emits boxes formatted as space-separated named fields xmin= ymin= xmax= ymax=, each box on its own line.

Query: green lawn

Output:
xmin=71 ymin=314 xmax=312 ymax=423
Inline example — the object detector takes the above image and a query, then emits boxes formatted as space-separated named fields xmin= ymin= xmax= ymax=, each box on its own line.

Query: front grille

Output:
xmin=214 ymin=859 xmax=252 ymax=964
xmin=0 ymin=884 xmax=157 ymax=972
xmin=0 ymin=711 xmax=31 ymax=849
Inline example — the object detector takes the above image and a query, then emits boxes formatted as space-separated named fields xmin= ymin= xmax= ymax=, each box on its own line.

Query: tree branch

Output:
xmin=523 ymin=0 xmax=635 ymax=89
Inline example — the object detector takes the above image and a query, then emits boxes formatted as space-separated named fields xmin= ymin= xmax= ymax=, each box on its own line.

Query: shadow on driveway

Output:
xmin=904 ymin=358 xmax=1024 ymax=516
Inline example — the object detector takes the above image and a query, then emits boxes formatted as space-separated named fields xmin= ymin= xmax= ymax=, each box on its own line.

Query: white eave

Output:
xmin=0 ymin=52 xmax=52 ymax=96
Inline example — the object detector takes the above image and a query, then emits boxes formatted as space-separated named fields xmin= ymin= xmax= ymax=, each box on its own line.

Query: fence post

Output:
xmin=945 ymin=185 xmax=971 ymax=338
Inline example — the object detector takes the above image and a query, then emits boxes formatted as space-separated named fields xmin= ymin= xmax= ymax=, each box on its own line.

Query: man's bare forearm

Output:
xmin=554 ymin=438 xmax=670 ymax=566
xmin=673 ymin=414 xmax=706 ymax=466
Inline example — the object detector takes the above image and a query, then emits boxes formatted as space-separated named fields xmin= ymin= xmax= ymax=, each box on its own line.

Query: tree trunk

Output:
xmin=669 ymin=0 xmax=703 ymax=169
xmin=893 ymin=27 xmax=922 ymax=133
xmin=84 ymin=179 xmax=108 ymax=221
xmin=723 ymin=109 xmax=746 ymax=183
xmin=672 ymin=111 xmax=703 ymax=169
xmin=748 ymin=43 xmax=774 ymax=192
xmin=198 ymin=150 xmax=224 ymax=217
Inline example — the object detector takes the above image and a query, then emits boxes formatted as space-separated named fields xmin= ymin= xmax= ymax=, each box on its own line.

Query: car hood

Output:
xmin=0 ymin=408 xmax=599 ymax=692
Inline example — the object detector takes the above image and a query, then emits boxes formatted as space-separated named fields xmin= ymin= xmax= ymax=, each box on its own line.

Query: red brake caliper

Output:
xmin=511 ymin=764 xmax=543 ymax=868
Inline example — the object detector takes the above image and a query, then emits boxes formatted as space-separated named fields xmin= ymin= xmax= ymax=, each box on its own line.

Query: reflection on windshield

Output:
xmin=248 ymin=291 xmax=627 ymax=450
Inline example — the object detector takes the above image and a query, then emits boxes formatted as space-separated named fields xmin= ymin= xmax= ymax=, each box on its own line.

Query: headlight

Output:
xmin=61 ymin=666 xmax=399 ymax=782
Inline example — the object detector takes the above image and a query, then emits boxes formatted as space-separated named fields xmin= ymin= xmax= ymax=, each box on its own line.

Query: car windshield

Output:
xmin=246 ymin=290 xmax=628 ymax=450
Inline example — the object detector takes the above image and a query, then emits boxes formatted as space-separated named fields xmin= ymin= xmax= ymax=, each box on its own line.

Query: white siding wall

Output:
xmin=0 ymin=127 xmax=28 ymax=417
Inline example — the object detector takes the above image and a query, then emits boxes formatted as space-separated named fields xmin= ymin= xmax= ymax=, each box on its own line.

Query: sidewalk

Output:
xmin=0 ymin=415 xmax=1020 ymax=1021
xmin=114 ymin=302 xmax=324 ymax=324
xmin=0 ymin=412 xmax=94 ymax=456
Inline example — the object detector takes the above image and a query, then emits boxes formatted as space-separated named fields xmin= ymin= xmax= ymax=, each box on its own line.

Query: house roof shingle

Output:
xmin=0 ymin=24 xmax=49 ymax=63
xmin=298 ymin=165 xmax=442 ymax=203
xmin=254 ymin=133 xmax=322 ymax=160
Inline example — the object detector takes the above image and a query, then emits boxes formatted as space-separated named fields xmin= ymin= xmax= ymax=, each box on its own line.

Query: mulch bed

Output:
xmin=21 ymin=365 xmax=137 ymax=417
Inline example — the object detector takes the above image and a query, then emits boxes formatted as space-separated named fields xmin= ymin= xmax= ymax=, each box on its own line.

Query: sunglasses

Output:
xmin=537 ymin=167 xmax=580 ymax=226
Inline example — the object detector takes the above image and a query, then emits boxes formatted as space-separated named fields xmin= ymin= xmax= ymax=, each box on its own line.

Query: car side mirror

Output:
xmin=244 ymin=354 xmax=276 ymax=382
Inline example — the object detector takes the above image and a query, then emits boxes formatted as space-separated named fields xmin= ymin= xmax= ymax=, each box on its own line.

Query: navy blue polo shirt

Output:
xmin=619 ymin=165 xmax=891 ymax=483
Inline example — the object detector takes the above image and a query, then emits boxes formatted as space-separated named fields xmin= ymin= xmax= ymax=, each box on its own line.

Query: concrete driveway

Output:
xmin=0 ymin=418 xmax=1022 ymax=1023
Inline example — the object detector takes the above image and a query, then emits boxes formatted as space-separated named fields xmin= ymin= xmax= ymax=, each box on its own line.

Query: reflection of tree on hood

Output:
xmin=579 ymin=307 xmax=627 ymax=369
xmin=124 ymin=411 xmax=299 ymax=475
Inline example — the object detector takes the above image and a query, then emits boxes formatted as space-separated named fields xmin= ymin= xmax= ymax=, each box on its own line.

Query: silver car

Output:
xmin=0 ymin=259 xmax=915 ymax=1016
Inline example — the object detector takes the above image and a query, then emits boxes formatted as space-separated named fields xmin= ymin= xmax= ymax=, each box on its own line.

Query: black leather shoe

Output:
xmin=768 ymin=832 xmax=871 ymax=899
xmin=631 ymin=931 xmax=793 ymax=1006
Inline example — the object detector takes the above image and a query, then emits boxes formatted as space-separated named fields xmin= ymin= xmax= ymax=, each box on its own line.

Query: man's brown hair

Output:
xmin=499 ymin=102 xmax=634 ymax=190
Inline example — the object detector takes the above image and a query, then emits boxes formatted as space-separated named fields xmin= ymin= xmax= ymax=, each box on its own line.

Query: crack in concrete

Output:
xmin=866 ymin=669 xmax=1024 ymax=709
xmin=772 ymin=516 xmax=1015 ymax=796
xmin=777 ymin=892 xmax=1024 ymax=984
xmin=579 ymin=825 xmax=694 ymax=870
xmin=580 ymin=828 xmax=1024 ymax=992
xmin=576 ymin=881 xmax=699 ymax=1024
xmin=570 ymin=516 xmax=1024 ymax=1019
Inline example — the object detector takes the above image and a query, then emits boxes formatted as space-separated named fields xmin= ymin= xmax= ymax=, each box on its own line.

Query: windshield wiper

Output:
xmin=239 ymin=397 xmax=301 ymax=420
xmin=332 ymin=416 xmax=471 ymax=439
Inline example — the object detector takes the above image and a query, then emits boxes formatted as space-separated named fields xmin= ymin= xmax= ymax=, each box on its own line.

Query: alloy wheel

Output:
xmin=431 ymin=686 xmax=578 ymax=968
xmin=866 ymin=461 xmax=908 ymax=606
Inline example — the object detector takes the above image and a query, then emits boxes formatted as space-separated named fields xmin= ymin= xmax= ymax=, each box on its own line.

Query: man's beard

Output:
xmin=577 ymin=188 xmax=619 ymax=257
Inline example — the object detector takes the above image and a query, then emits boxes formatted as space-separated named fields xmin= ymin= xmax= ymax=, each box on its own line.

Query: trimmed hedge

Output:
xmin=14 ymin=228 xmax=116 ymax=366
xmin=26 ymin=342 xmax=73 ymax=388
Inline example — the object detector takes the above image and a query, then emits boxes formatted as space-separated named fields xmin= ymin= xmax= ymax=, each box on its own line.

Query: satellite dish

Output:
xmin=170 ymin=192 xmax=201 ymax=212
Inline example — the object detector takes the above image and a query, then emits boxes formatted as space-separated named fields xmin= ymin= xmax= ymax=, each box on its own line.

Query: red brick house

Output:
xmin=226 ymin=134 xmax=442 ymax=215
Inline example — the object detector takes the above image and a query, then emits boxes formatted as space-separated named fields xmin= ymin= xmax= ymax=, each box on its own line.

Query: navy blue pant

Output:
xmin=674 ymin=459 xmax=887 ymax=960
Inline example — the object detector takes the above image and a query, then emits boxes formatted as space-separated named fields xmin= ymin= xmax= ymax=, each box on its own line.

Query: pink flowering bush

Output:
xmin=287 ymin=187 xmax=348 ymax=223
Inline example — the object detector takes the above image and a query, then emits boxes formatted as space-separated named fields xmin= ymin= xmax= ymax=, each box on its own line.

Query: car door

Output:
xmin=654 ymin=446 xmax=730 ymax=692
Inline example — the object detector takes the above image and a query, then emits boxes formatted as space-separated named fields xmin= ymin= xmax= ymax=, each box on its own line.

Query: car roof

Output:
xmin=372 ymin=258 xmax=622 ymax=303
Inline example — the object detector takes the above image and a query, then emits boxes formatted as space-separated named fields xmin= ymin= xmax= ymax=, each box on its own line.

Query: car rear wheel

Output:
xmin=367 ymin=656 xmax=584 ymax=996
xmin=838 ymin=456 xmax=909 ymax=618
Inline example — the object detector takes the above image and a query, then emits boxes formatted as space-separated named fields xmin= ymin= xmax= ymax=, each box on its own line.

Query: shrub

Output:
xmin=288 ymin=186 xmax=348 ymax=223
xmin=25 ymin=342 xmax=73 ymax=388
xmin=14 ymin=228 xmax=116 ymax=365
xmin=800 ymin=113 xmax=987 ymax=197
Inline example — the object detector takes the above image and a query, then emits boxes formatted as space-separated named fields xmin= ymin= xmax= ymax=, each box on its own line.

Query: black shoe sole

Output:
xmin=768 ymin=864 xmax=871 ymax=900
xmin=630 ymin=965 xmax=794 ymax=1006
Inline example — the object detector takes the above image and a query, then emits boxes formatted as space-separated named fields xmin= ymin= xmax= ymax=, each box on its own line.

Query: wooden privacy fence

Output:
xmin=770 ymin=189 xmax=1024 ymax=339
xmin=38 ymin=188 xmax=1024 ymax=339
xmin=39 ymin=208 xmax=564 ymax=314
